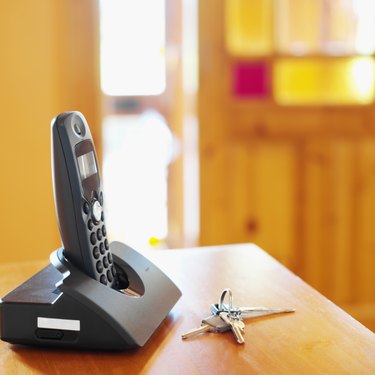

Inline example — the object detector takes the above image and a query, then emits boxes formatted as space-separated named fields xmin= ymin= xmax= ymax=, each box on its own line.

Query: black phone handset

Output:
xmin=51 ymin=112 xmax=118 ymax=288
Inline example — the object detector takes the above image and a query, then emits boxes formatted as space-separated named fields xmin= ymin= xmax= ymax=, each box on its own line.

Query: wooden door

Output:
xmin=199 ymin=0 xmax=375 ymax=330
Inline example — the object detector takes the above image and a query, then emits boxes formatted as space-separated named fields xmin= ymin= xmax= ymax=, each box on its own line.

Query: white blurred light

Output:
xmin=102 ymin=112 xmax=173 ymax=249
xmin=100 ymin=0 xmax=166 ymax=95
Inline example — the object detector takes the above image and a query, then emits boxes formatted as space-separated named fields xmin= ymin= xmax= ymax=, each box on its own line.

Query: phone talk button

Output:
xmin=92 ymin=200 xmax=102 ymax=223
xmin=83 ymin=202 xmax=90 ymax=215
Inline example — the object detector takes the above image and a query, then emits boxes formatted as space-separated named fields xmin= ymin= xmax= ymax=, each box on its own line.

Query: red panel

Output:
xmin=233 ymin=62 xmax=269 ymax=98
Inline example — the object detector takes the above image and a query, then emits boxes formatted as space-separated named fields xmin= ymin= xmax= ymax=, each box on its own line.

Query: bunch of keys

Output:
xmin=181 ymin=288 xmax=295 ymax=344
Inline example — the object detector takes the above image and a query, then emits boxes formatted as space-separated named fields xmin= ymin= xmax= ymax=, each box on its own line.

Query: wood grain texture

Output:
xmin=0 ymin=244 xmax=374 ymax=375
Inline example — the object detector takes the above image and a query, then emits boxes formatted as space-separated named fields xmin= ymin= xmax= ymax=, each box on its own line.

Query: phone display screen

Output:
xmin=77 ymin=151 xmax=98 ymax=180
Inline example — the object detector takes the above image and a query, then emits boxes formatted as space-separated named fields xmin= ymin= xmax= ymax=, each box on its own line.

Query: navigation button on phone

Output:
xmin=92 ymin=200 xmax=102 ymax=223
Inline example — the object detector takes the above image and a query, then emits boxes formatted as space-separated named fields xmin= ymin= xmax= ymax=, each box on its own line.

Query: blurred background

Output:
xmin=1 ymin=0 xmax=375 ymax=331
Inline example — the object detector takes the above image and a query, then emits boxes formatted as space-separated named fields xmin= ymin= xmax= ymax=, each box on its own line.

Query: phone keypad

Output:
xmin=84 ymin=198 xmax=116 ymax=288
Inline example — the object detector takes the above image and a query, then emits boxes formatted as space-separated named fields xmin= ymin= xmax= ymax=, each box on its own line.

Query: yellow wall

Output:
xmin=0 ymin=1 xmax=101 ymax=262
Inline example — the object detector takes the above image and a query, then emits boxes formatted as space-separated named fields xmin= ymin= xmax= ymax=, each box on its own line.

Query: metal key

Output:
xmin=213 ymin=288 xmax=294 ymax=318
xmin=181 ymin=314 xmax=231 ymax=340
xmin=220 ymin=312 xmax=245 ymax=344
xmin=238 ymin=306 xmax=295 ymax=318
xmin=211 ymin=303 xmax=295 ymax=319
xmin=236 ymin=318 xmax=245 ymax=332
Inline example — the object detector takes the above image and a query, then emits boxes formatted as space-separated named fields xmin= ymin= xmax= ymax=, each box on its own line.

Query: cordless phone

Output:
xmin=51 ymin=112 xmax=117 ymax=288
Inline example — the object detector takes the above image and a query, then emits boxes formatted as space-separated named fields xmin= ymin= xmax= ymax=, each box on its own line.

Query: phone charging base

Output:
xmin=0 ymin=241 xmax=181 ymax=350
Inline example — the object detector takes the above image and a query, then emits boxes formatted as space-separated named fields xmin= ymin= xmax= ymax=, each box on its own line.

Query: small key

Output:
xmin=237 ymin=306 xmax=295 ymax=319
xmin=237 ymin=318 xmax=245 ymax=331
xmin=215 ymin=288 xmax=295 ymax=318
xmin=211 ymin=303 xmax=295 ymax=319
xmin=181 ymin=314 xmax=231 ymax=340
xmin=220 ymin=312 xmax=245 ymax=344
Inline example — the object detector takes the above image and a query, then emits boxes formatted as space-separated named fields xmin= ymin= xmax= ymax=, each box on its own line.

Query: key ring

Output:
xmin=219 ymin=288 xmax=241 ymax=318
xmin=219 ymin=288 xmax=234 ymax=312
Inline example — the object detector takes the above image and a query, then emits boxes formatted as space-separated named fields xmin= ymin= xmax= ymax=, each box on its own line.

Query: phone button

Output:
xmin=96 ymin=260 xmax=103 ymax=273
xmin=104 ymin=239 xmax=109 ymax=250
xmin=92 ymin=200 xmax=102 ymax=223
xmin=83 ymin=202 xmax=90 ymax=215
xmin=90 ymin=233 xmax=97 ymax=245
xmin=93 ymin=246 xmax=100 ymax=259
xmin=107 ymin=270 xmax=113 ymax=283
xmin=88 ymin=219 xmax=94 ymax=230
xmin=97 ymin=228 xmax=103 ymax=241
xmin=111 ymin=265 xmax=117 ymax=276
xmin=102 ymin=225 xmax=107 ymax=236
xmin=99 ymin=242 xmax=105 ymax=254
xmin=100 ymin=275 xmax=107 ymax=285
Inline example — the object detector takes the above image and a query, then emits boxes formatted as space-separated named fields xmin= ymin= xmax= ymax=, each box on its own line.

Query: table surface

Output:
xmin=1 ymin=243 xmax=375 ymax=375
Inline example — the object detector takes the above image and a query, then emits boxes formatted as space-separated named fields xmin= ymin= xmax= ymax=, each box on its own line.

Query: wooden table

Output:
xmin=1 ymin=243 xmax=375 ymax=374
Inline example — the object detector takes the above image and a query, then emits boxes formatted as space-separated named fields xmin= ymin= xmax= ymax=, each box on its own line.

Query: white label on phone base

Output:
xmin=37 ymin=317 xmax=80 ymax=331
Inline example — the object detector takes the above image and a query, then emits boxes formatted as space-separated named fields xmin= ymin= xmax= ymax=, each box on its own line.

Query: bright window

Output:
xmin=100 ymin=0 xmax=166 ymax=96
xmin=102 ymin=113 xmax=173 ymax=248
